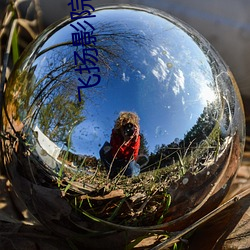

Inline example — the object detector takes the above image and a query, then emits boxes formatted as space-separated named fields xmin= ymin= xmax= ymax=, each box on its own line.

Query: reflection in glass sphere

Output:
xmin=2 ymin=5 xmax=245 ymax=248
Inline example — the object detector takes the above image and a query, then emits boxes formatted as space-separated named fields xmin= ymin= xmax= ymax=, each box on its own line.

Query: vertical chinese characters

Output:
xmin=68 ymin=0 xmax=101 ymax=102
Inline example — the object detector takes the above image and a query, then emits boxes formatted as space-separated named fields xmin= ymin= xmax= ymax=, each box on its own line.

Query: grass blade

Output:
xmin=11 ymin=25 xmax=19 ymax=64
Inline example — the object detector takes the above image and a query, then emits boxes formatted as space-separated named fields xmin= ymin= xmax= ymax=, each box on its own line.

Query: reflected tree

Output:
xmin=146 ymin=103 xmax=220 ymax=171
xmin=183 ymin=103 xmax=217 ymax=145
xmin=139 ymin=133 xmax=149 ymax=156
xmin=38 ymin=93 xmax=84 ymax=143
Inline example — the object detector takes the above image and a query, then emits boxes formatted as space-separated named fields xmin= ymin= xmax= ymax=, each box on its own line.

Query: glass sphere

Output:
xmin=2 ymin=5 xmax=245 ymax=248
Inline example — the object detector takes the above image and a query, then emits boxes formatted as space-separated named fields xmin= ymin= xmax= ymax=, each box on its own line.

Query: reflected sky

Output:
xmin=25 ymin=8 xmax=218 ymax=157
xmin=68 ymin=9 xmax=217 ymax=156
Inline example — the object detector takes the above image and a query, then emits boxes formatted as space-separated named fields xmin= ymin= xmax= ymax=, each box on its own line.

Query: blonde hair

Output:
xmin=114 ymin=111 xmax=140 ymax=131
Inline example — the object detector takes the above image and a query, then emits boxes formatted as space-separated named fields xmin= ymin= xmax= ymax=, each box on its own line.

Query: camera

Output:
xmin=123 ymin=123 xmax=135 ymax=137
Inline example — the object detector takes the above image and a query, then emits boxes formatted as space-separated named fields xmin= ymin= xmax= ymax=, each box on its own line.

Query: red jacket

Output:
xmin=110 ymin=129 xmax=140 ymax=161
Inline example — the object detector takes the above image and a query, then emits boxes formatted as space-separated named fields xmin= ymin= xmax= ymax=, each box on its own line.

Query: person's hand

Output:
xmin=133 ymin=124 xmax=140 ymax=141
xmin=123 ymin=124 xmax=139 ymax=144
xmin=124 ymin=124 xmax=139 ymax=143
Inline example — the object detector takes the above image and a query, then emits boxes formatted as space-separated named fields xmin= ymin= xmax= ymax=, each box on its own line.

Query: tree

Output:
xmin=38 ymin=93 xmax=84 ymax=143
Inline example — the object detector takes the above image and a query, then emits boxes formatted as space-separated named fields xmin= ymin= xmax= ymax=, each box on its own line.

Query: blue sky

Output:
xmin=32 ymin=8 xmax=218 ymax=158
xmin=68 ymin=9 xmax=217 ymax=157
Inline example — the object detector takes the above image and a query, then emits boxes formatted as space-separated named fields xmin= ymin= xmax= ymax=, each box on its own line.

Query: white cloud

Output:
xmin=150 ymin=48 xmax=158 ymax=56
xmin=172 ymin=69 xmax=185 ymax=95
xmin=190 ymin=71 xmax=216 ymax=104
xmin=137 ymin=70 xmax=146 ymax=80
xmin=182 ymin=96 xmax=185 ymax=105
xmin=122 ymin=72 xmax=130 ymax=82
xmin=152 ymin=57 xmax=169 ymax=82
xmin=142 ymin=59 xmax=149 ymax=66
xmin=155 ymin=126 xmax=168 ymax=138
xmin=198 ymin=84 xmax=216 ymax=104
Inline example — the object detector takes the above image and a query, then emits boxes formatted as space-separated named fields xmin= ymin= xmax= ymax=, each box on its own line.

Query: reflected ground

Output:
xmin=2 ymin=6 xmax=245 ymax=229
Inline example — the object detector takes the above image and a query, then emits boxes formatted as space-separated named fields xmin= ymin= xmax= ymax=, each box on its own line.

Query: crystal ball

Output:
xmin=2 ymin=5 xmax=245 ymax=248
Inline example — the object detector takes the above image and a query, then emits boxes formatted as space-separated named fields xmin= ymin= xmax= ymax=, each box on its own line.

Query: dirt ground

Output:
xmin=0 ymin=147 xmax=250 ymax=249
xmin=1 ymin=99 xmax=250 ymax=250
xmin=0 ymin=99 xmax=250 ymax=250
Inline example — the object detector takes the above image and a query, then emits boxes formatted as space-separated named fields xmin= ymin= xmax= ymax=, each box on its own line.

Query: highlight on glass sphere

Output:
xmin=2 ymin=4 xmax=245 ymax=247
